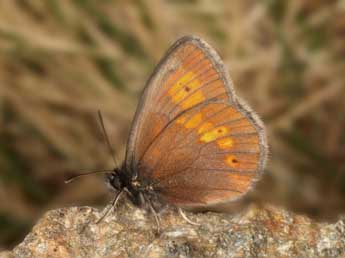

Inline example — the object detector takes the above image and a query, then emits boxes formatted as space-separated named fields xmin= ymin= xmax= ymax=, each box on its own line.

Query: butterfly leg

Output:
xmin=178 ymin=208 xmax=200 ymax=226
xmin=143 ymin=194 xmax=161 ymax=232
xmin=96 ymin=189 xmax=124 ymax=224
xmin=149 ymin=202 xmax=161 ymax=233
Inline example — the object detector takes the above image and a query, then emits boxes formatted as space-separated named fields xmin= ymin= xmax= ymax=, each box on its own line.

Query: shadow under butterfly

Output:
xmin=66 ymin=35 xmax=268 ymax=231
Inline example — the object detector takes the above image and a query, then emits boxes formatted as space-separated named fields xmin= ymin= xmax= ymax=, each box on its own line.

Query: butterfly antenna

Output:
xmin=97 ymin=110 xmax=118 ymax=168
xmin=65 ymin=111 xmax=117 ymax=184
xmin=65 ymin=169 xmax=113 ymax=184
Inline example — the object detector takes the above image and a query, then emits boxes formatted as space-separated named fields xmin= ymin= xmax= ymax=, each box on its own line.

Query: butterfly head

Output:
xmin=105 ymin=167 xmax=144 ymax=192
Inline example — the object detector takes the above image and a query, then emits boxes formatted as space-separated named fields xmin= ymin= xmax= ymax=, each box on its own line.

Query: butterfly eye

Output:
xmin=105 ymin=173 xmax=122 ymax=191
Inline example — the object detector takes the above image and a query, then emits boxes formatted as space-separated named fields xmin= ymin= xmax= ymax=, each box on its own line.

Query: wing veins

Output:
xmin=167 ymin=75 xmax=222 ymax=116
xmin=156 ymin=48 xmax=205 ymax=103
xmin=160 ymin=186 xmax=242 ymax=193
xmin=170 ymin=108 xmax=245 ymax=151
xmin=136 ymin=99 xmax=224 ymax=169
xmin=165 ymin=64 xmax=217 ymax=103
xmin=159 ymin=59 xmax=215 ymax=113
xmin=171 ymin=102 xmax=229 ymax=148
xmin=152 ymin=160 xmax=255 ymax=188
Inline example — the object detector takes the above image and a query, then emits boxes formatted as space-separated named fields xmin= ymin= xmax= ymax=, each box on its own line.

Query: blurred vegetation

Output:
xmin=0 ymin=0 xmax=345 ymax=249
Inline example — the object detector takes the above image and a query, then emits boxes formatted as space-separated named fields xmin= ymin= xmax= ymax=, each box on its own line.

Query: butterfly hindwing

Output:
xmin=138 ymin=101 xmax=266 ymax=207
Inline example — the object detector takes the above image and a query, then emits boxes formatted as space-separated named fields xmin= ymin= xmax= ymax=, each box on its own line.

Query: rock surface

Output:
xmin=1 ymin=201 xmax=345 ymax=258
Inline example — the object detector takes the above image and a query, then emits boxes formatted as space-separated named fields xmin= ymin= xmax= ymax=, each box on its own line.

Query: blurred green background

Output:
xmin=1 ymin=0 xmax=345 ymax=250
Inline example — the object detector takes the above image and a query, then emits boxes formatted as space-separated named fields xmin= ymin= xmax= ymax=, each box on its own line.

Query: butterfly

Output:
xmin=70 ymin=35 xmax=268 ymax=227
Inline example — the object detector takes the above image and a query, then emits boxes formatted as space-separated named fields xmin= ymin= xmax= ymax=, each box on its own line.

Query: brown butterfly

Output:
xmin=69 ymin=35 xmax=267 ymax=227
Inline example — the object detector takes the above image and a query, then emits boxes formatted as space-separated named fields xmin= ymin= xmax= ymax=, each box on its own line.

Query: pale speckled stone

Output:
xmin=1 ymin=201 xmax=345 ymax=258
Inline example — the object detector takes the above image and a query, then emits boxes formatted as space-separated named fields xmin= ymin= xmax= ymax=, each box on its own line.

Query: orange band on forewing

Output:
xmin=180 ymin=91 xmax=205 ymax=109
xmin=185 ymin=113 xmax=203 ymax=128
xmin=200 ymin=126 xmax=228 ymax=143
xmin=176 ymin=115 xmax=187 ymax=125
xmin=217 ymin=137 xmax=233 ymax=149
xmin=169 ymin=72 xmax=196 ymax=99
xmin=197 ymin=122 xmax=213 ymax=134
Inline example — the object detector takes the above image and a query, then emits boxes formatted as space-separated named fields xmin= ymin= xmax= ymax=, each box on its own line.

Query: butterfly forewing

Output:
xmin=126 ymin=36 xmax=234 ymax=171
xmin=125 ymin=36 xmax=267 ymax=208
